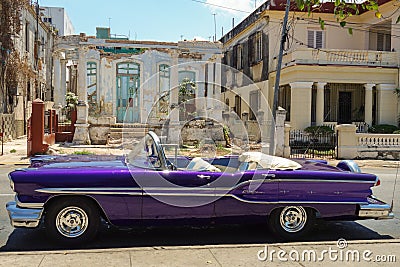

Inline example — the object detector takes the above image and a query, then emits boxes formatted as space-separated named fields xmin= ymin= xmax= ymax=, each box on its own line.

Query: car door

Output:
xmin=214 ymin=170 xmax=279 ymax=217
xmin=141 ymin=169 xmax=220 ymax=220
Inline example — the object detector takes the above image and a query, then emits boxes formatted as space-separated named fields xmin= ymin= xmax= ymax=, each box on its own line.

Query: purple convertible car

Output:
xmin=6 ymin=131 xmax=393 ymax=244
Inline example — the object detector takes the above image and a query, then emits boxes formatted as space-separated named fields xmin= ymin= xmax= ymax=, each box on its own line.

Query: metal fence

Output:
xmin=289 ymin=130 xmax=337 ymax=159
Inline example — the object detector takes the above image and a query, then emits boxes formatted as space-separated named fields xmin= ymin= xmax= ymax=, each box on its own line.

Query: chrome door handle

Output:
xmin=262 ymin=174 xmax=276 ymax=178
xmin=197 ymin=174 xmax=211 ymax=180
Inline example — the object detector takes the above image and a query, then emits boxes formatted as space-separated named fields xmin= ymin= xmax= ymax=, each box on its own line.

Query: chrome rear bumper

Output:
xmin=358 ymin=197 xmax=394 ymax=220
xmin=6 ymin=201 xmax=43 ymax=228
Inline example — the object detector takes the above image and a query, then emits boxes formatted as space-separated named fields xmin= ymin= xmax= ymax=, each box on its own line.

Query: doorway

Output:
xmin=338 ymin=92 xmax=352 ymax=124
xmin=116 ymin=63 xmax=140 ymax=123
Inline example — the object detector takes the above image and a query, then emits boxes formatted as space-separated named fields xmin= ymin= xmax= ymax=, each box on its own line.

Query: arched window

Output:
xmin=87 ymin=62 xmax=97 ymax=114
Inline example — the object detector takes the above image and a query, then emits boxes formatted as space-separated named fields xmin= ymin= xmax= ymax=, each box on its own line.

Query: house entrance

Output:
xmin=116 ymin=63 xmax=140 ymax=123
xmin=338 ymin=92 xmax=352 ymax=124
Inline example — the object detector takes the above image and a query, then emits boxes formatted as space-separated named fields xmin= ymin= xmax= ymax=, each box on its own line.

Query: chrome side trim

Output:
xmin=228 ymin=195 xmax=367 ymax=205
xmin=15 ymin=196 xmax=44 ymax=209
xmin=274 ymin=179 xmax=374 ymax=184
xmin=35 ymin=188 xmax=367 ymax=205
xmin=36 ymin=188 xmax=143 ymax=195
xmin=35 ymin=176 xmax=375 ymax=195
xmin=6 ymin=201 xmax=43 ymax=228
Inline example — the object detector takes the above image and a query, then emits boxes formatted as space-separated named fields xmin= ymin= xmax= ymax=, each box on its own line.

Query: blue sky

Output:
xmin=39 ymin=0 xmax=263 ymax=42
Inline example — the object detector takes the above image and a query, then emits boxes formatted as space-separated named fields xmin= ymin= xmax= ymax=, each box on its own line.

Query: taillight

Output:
xmin=374 ymin=178 xmax=381 ymax=187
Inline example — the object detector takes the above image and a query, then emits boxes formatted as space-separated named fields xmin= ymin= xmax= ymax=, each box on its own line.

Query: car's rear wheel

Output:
xmin=45 ymin=198 xmax=100 ymax=244
xmin=269 ymin=206 xmax=315 ymax=241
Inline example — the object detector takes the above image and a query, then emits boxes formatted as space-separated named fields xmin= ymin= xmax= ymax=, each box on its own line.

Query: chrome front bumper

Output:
xmin=358 ymin=197 xmax=394 ymax=220
xmin=6 ymin=201 xmax=43 ymax=228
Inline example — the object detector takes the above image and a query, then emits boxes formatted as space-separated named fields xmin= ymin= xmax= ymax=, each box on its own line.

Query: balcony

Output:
xmin=271 ymin=48 xmax=399 ymax=71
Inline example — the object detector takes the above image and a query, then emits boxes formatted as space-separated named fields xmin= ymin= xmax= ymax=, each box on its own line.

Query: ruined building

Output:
xmin=54 ymin=29 xmax=222 ymax=144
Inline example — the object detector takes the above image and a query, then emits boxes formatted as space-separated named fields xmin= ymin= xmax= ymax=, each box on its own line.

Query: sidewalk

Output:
xmin=0 ymin=239 xmax=398 ymax=266
xmin=0 ymin=137 xmax=398 ymax=168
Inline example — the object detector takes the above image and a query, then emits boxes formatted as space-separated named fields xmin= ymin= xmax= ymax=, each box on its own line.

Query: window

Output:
xmin=376 ymin=32 xmax=391 ymax=51
xmin=25 ymin=22 xmax=30 ymax=52
xmin=234 ymin=95 xmax=242 ymax=117
xmin=87 ymin=62 xmax=97 ymax=114
xmin=249 ymin=90 xmax=260 ymax=120
xmin=369 ymin=21 xmax=391 ymax=52
xmin=178 ymin=71 xmax=196 ymax=120
xmin=249 ymin=31 xmax=263 ymax=64
xmin=117 ymin=62 xmax=140 ymax=75
xmin=158 ymin=64 xmax=170 ymax=116
xmin=278 ymin=85 xmax=291 ymax=121
xmin=43 ymin=17 xmax=53 ymax=24
xmin=234 ymin=44 xmax=243 ymax=69
xmin=307 ymin=30 xmax=325 ymax=49
xmin=159 ymin=64 xmax=170 ymax=93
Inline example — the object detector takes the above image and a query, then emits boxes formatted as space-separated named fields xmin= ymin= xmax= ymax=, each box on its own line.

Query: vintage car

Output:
xmin=6 ymin=131 xmax=393 ymax=244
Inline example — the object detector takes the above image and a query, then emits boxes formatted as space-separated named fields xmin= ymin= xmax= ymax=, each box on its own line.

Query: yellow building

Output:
xmin=221 ymin=0 xmax=399 ymax=131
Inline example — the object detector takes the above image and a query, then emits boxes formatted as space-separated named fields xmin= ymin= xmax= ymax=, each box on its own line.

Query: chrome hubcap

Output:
xmin=56 ymin=206 xmax=88 ymax=238
xmin=279 ymin=206 xmax=307 ymax=233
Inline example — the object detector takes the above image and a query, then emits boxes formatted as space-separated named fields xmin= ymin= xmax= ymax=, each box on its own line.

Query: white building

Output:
xmin=41 ymin=7 xmax=75 ymax=36
xmin=54 ymin=34 xmax=223 ymax=144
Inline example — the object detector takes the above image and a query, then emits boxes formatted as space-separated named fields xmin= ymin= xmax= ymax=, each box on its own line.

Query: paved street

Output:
xmin=0 ymin=165 xmax=398 ymax=252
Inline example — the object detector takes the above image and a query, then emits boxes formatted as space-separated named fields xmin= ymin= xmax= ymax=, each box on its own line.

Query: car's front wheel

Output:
xmin=269 ymin=206 xmax=315 ymax=241
xmin=45 ymin=198 xmax=100 ymax=244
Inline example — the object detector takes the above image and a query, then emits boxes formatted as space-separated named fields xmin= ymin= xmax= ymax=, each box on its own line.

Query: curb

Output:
xmin=1 ymin=239 xmax=399 ymax=256
xmin=0 ymin=162 xmax=30 ymax=166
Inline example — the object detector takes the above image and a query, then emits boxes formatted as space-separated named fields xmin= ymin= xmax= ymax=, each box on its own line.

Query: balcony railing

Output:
xmin=272 ymin=48 xmax=399 ymax=71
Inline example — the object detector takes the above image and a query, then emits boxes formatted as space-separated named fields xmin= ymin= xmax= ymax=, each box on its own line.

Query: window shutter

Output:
xmin=316 ymin=31 xmax=323 ymax=49
xmin=243 ymin=41 xmax=250 ymax=78
xmin=307 ymin=31 xmax=314 ymax=48
xmin=377 ymin=33 xmax=384 ymax=51
xmin=384 ymin=34 xmax=391 ymax=51
xmin=248 ymin=34 xmax=254 ymax=64
xmin=233 ymin=45 xmax=238 ymax=69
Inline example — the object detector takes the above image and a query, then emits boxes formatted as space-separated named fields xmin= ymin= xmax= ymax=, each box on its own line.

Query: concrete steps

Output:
xmin=108 ymin=124 xmax=149 ymax=144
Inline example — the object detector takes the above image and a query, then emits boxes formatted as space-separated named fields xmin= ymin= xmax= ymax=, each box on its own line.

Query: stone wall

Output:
xmin=335 ymin=124 xmax=400 ymax=160
xmin=0 ymin=113 xmax=16 ymax=141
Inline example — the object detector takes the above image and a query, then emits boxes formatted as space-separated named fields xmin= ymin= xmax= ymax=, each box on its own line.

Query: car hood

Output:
xmin=29 ymin=155 xmax=127 ymax=169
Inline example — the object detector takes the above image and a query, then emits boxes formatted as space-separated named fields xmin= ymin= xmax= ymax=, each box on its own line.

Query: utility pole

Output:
xmin=270 ymin=0 xmax=291 ymax=155
xmin=212 ymin=13 xmax=217 ymax=42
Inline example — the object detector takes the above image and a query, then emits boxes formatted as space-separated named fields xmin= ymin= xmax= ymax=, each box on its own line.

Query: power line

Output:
xmin=190 ymin=0 xmax=252 ymax=14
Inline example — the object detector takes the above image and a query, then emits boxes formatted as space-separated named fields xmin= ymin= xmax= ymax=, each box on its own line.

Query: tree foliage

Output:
xmin=295 ymin=0 xmax=399 ymax=33
xmin=0 ymin=0 xmax=30 ymax=113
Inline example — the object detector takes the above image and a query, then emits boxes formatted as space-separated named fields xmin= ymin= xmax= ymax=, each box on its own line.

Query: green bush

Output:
xmin=393 ymin=130 xmax=400 ymax=134
xmin=304 ymin=126 xmax=334 ymax=134
xmin=368 ymin=124 xmax=399 ymax=134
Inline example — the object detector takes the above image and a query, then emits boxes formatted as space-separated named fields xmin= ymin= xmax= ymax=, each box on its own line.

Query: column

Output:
xmin=316 ymin=82 xmax=327 ymax=126
xmin=168 ymin=50 xmax=180 ymax=144
xmin=60 ymin=59 xmax=67 ymax=106
xmin=283 ymin=123 xmax=291 ymax=158
xmin=364 ymin=83 xmax=374 ymax=126
xmin=289 ymin=82 xmax=314 ymax=130
xmin=73 ymin=46 xmax=91 ymax=145
xmin=376 ymin=84 xmax=397 ymax=125
xmin=213 ymin=56 xmax=223 ymax=121
xmin=336 ymin=124 xmax=357 ymax=159
xmin=53 ymin=53 xmax=62 ymax=106
xmin=275 ymin=107 xmax=287 ymax=157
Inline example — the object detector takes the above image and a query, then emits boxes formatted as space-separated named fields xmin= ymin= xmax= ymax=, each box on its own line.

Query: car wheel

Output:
xmin=45 ymin=198 xmax=100 ymax=244
xmin=269 ymin=206 xmax=315 ymax=241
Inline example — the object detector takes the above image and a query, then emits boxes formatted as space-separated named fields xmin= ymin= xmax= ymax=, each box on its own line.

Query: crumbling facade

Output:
xmin=0 ymin=1 xmax=56 ymax=139
xmin=54 ymin=33 xmax=223 ymax=144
